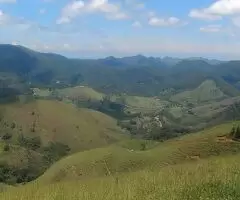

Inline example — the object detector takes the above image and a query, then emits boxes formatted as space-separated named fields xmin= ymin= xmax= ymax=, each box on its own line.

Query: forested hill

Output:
xmin=0 ymin=44 xmax=240 ymax=97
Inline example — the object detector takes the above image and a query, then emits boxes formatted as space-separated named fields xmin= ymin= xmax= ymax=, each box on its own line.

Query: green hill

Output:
xmin=171 ymin=80 xmax=226 ymax=104
xmin=0 ymin=100 xmax=125 ymax=152
xmin=54 ymin=86 xmax=104 ymax=102
xmin=36 ymin=121 xmax=240 ymax=184
xmin=1 ymin=154 xmax=240 ymax=200
xmin=1 ymin=122 xmax=240 ymax=199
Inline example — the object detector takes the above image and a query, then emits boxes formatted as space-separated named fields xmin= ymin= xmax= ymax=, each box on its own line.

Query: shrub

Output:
xmin=229 ymin=126 xmax=236 ymax=138
xmin=11 ymin=122 xmax=16 ymax=129
xmin=235 ymin=126 xmax=240 ymax=139
xmin=18 ymin=134 xmax=41 ymax=150
xmin=140 ymin=143 xmax=146 ymax=151
xmin=2 ymin=133 xmax=12 ymax=140
xmin=42 ymin=142 xmax=71 ymax=163
xmin=3 ymin=144 xmax=10 ymax=152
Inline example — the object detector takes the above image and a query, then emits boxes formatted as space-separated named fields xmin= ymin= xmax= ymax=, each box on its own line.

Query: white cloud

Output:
xmin=200 ymin=25 xmax=222 ymax=33
xmin=149 ymin=16 xmax=184 ymax=27
xmin=132 ymin=21 xmax=142 ymax=28
xmin=189 ymin=0 xmax=240 ymax=21
xmin=88 ymin=0 xmax=118 ymax=13
xmin=57 ymin=1 xmax=85 ymax=24
xmin=0 ymin=0 xmax=16 ymax=3
xmin=206 ymin=0 xmax=240 ymax=15
xmin=57 ymin=0 xmax=128 ymax=24
xmin=189 ymin=9 xmax=222 ymax=21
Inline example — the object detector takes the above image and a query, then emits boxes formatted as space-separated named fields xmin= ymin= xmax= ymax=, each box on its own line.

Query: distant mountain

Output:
xmin=0 ymin=44 xmax=239 ymax=97
xmin=185 ymin=57 xmax=224 ymax=65
xmin=161 ymin=56 xmax=182 ymax=66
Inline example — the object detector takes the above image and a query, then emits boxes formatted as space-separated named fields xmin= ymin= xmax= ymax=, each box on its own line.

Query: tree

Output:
xmin=140 ymin=142 xmax=146 ymax=151
xmin=3 ymin=144 xmax=10 ymax=152
xmin=229 ymin=126 xmax=236 ymax=138
xmin=235 ymin=126 xmax=240 ymax=139
xmin=2 ymin=133 xmax=12 ymax=140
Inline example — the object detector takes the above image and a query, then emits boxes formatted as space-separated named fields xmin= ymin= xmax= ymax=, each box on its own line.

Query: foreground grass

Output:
xmin=1 ymin=154 xmax=240 ymax=200
xmin=34 ymin=121 xmax=240 ymax=184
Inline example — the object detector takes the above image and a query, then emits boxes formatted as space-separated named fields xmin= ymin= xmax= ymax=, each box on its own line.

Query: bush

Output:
xmin=3 ymin=144 xmax=10 ymax=152
xmin=140 ymin=143 xmax=146 ymax=151
xmin=2 ymin=133 xmax=12 ymax=140
xmin=235 ymin=126 xmax=240 ymax=139
xmin=11 ymin=122 xmax=16 ymax=129
xmin=229 ymin=126 xmax=240 ymax=140
xmin=42 ymin=142 xmax=71 ymax=163
xmin=229 ymin=126 xmax=236 ymax=138
xmin=18 ymin=134 xmax=41 ymax=150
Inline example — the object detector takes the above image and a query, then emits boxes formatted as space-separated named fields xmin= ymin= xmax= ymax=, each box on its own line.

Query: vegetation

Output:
xmin=35 ymin=121 xmax=240 ymax=184
xmin=229 ymin=125 xmax=240 ymax=140
xmin=0 ymin=100 xmax=125 ymax=152
xmin=0 ymin=44 xmax=240 ymax=97
xmin=0 ymin=99 xmax=126 ymax=185
xmin=2 ymin=44 xmax=240 ymax=199
xmin=0 ymin=122 xmax=240 ymax=199
xmin=1 ymin=155 xmax=240 ymax=200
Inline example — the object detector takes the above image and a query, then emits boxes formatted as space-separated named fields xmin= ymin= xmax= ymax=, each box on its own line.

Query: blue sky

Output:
xmin=0 ymin=0 xmax=240 ymax=59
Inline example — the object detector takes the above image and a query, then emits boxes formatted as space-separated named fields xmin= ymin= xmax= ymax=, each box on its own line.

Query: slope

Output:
xmin=0 ymin=100 xmax=125 ymax=152
xmin=1 ymin=123 xmax=240 ymax=200
xmin=36 ymin=121 xmax=240 ymax=184
xmin=171 ymin=79 xmax=226 ymax=104
xmin=54 ymin=86 xmax=104 ymax=102
xmin=1 ymin=155 xmax=240 ymax=200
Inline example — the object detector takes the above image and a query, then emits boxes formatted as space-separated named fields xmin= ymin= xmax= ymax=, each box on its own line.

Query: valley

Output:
xmin=0 ymin=45 xmax=240 ymax=199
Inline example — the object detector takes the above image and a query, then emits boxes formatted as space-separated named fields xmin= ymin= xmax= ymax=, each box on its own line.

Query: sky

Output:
xmin=1 ymin=0 xmax=240 ymax=59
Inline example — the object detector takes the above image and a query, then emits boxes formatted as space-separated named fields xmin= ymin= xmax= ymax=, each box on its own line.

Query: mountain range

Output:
xmin=0 ymin=44 xmax=240 ymax=98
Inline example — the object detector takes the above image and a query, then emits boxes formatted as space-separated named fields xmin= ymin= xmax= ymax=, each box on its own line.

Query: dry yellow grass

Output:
xmin=1 ymin=154 xmax=240 ymax=200
xmin=0 ymin=100 xmax=126 ymax=152
xmin=55 ymin=86 xmax=104 ymax=101
xmin=32 ymin=121 xmax=240 ymax=185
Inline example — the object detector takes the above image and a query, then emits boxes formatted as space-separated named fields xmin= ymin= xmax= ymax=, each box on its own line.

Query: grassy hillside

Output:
xmin=36 ymin=121 xmax=240 ymax=184
xmin=1 ymin=122 xmax=240 ymax=199
xmin=54 ymin=86 xmax=104 ymax=102
xmin=122 ymin=95 xmax=168 ymax=114
xmin=1 ymin=155 xmax=240 ymax=200
xmin=0 ymin=100 xmax=125 ymax=152
xmin=171 ymin=80 xmax=226 ymax=104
